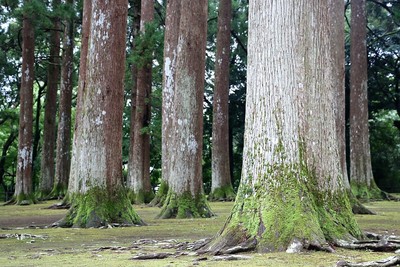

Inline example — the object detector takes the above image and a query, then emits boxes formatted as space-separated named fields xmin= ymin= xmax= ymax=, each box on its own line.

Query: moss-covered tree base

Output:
xmin=56 ymin=187 xmax=144 ymax=228
xmin=157 ymin=190 xmax=214 ymax=219
xmin=127 ymin=189 xmax=155 ymax=204
xmin=201 ymin=188 xmax=362 ymax=254
xmin=4 ymin=193 xmax=37 ymax=206
xmin=148 ymin=180 xmax=168 ymax=207
xmin=351 ymin=182 xmax=384 ymax=202
xmin=347 ymin=190 xmax=376 ymax=215
xmin=208 ymin=185 xmax=236 ymax=202
xmin=201 ymin=160 xmax=363 ymax=254
xmin=47 ymin=184 xmax=69 ymax=200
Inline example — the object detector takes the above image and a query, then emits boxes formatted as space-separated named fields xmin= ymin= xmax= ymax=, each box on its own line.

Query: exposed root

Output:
xmin=352 ymin=201 xmax=377 ymax=215
xmin=336 ymin=256 xmax=400 ymax=267
xmin=335 ymin=233 xmax=400 ymax=252
xmin=381 ymin=191 xmax=400 ymax=202
xmin=46 ymin=202 xmax=70 ymax=209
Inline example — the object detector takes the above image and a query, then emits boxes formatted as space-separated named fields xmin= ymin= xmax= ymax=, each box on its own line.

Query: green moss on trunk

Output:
xmin=157 ymin=190 xmax=214 ymax=219
xmin=60 ymin=186 xmax=144 ymax=228
xmin=209 ymin=185 xmax=236 ymax=201
xmin=351 ymin=181 xmax=383 ymax=201
xmin=48 ymin=184 xmax=68 ymax=200
xmin=205 ymin=163 xmax=363 ymax=254
xmin=127 ymin=189 xmax=155 ymax=204
xmin=148 ymin=180 xmax=168 ymax=207
xmin=5 ymin=193 xmax=37 ymax=205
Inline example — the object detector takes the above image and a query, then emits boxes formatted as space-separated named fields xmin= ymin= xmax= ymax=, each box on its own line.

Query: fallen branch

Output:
xmin=130 ymin=252 xmax=174 ymax=260
xmin=336 ymin=255 xmax=400 ymax=267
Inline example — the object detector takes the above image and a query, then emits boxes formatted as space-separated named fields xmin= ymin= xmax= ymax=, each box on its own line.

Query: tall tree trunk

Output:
xmin=334 ymin=0 xmax=373 ymax=214
xmin=349 ymin=0 xmax=382 ymax=200
xmin=150 ymin=0 xmax=182 ymax=207
xmin=51 ymin=0 xmax=74 ymax=199
xmin=210 ymin=0 xmax=235 ymax=201
xmin=14 ymin=0 xmax=36 ymax=205
xmin=39 ymin=0 xmax=61 ymax=199
xmin=158 ymin=0 xmax=213 ymax=219
xmin=65 ymin=0 xmax=90 ymax=203
xmin=203 ymin=0 xmax=362 ymax=253
xmin=127 ymin=0 xmax=155 ymax=204
xmin=61 ymin=0 xmax=143 ymax=227
xmin=126 ymin=0 xmax=140 ymax=203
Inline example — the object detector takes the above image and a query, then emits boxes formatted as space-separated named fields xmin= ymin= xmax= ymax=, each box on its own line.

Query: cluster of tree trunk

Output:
xmin=10 ymin=0 xmax=396 ymax=256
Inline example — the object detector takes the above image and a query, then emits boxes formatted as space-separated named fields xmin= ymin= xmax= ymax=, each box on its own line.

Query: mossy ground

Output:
xmin=0 ymin=200 xmax=399 ymax=266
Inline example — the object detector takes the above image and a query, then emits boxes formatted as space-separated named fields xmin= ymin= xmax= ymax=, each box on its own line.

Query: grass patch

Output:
xmin=0 ymin=200 xmax=399 ymax=266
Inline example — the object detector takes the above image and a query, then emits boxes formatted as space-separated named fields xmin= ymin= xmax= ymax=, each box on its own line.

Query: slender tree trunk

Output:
xmin=210 ymin=0 xmax=235 ymax=201
xmin=334 ymin=0 xmax=373 ymax=214
xmin=158 ymin=0 xmax=213 ymax=219
xmin=14 ymin=0 xmax=36 ymax=205
xmin=51 ymin=0 xmax=74 ymax=199
xmin=203 ymin=0 xmax=362 ymax=253
xmin=60 ymin=0 xmax=143 ymax=227
xmin=0 ymin=130 xmax=18 ymax=201
xmin=126 ymin=0 xmax=140 ymax=202
xmin=127 ymin=0 xmax=155 ymax=204
xmin=150 ymin=0 xmax=182 ymax=207
xmin=65 ymin=0 xmax=90 ymax=203
xmin=349 ymin=0 xmax=382 ymax=200
xmin=39 ymin=0 xmax=61 ymax=199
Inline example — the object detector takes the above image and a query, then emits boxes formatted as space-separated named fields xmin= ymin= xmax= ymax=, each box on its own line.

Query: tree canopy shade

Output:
xmin=203 ymin=0 xmax=362 ymax=253
xmin=59 ymin=0 xmax=143 ymax=227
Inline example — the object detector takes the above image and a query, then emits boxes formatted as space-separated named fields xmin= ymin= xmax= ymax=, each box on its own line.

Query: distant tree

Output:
xmin=158 ymin=0 xmax=213 ymax=218
xmin=59 ymin=0 xmax=143 ymax=227
xmin=12 ymin=0 xmax=36 ymax=205
xmin=127 ymin=0 xmax=155 ymax=204
xmin=203 ymin=0 xmax=362 ymax=253
xmin=349 ymin=0 xmax=382 ymax=200
xmin=209 ymin=0 xmax=235 ymax=201
xmin=39 ymin=0 xmax=61 ymax=199
xmin=51 ymin=0 xmax=75 ymax=199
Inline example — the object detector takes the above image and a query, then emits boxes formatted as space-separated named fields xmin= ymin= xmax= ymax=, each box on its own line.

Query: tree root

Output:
xmin=336 ymin=256 xmax=400 ymax=267
xmin=46 ymin=202 xmax=70 ymax=209
xmin=381 ymin=191 xmax=400 ymax=202
xmin=335 ymin=233 xmax=400 ymax=252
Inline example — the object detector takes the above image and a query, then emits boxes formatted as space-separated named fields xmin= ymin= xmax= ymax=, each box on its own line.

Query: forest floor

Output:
xmin=0 ymin=197 xmax=399 ymax=267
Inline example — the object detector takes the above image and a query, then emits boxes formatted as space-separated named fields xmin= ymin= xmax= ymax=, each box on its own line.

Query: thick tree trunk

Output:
xmin=39 ymin=0 xmax=61 ymax=199
xmin=150 ymin=0 xmax=182 ymax=207
xmin=349 ymin=0 xmax=382 ymax=201
xmin=210 ymin=0 xmax=235 ymax=202
xmin=203 ymin=0 xmax=362 ymax=253
xmin=61 ymin=0 xmax=143 ymax=227
xmin=14 ymin=0 xmax=36 ymax=205
xmin=51 ymin=0 xmax=74 ymax=199
xmin=158 ymin=0 xmax=213 ymax=219
xmin=127 ymin=0 xmax=154 ymax=204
